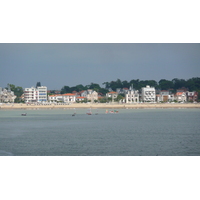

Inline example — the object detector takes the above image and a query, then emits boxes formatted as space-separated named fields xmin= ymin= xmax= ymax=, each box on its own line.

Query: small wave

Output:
xmin=0 ymin=150 xmax=14 ymax=156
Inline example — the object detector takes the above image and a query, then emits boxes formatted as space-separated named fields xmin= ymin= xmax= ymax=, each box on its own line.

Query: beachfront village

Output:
xmin=0 ymin=81 xmax=199 ymax=104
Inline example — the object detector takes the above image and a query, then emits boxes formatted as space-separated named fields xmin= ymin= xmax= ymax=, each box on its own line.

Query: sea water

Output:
xmin=0 ymin=108 xmax=200 ymax=156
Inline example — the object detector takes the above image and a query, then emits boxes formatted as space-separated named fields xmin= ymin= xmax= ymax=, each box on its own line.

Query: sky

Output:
xmin=0 ymin=43 xmax=200 ymax=90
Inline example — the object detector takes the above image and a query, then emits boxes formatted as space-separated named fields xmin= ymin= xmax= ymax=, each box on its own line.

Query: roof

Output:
xmin=108 ymin=91 xmax=117 ymax=94
xmin=76 ymin=96 xmax=86 ymax=99
xmin=63 ymin=93 xmax=76 ymax=96
xmin=49 ymin=93 xmax=75 ymax=97
xmin=176 ymin=92 xmax=184 ymax=95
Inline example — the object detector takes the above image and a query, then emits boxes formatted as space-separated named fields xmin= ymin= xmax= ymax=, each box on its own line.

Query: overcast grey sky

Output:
xmin=0 ymin=43 xmax=200 ymax=90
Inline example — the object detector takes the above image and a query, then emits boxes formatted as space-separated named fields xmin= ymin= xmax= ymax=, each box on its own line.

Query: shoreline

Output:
xmin=1 ymin=103 xmax=200 ymax=110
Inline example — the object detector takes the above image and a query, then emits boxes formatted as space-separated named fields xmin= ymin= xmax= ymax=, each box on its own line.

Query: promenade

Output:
xmin=1 ymin=103 xmax=200 ymax=109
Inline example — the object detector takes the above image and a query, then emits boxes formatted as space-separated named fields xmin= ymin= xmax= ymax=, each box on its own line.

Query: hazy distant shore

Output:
xmin=1 ymin=103 xmax=200 ymax=110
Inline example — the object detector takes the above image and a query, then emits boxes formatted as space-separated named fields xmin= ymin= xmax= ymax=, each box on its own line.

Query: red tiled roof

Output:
xmin=63 ymin=93 xmax=76 ymax=96
xmin=176 ymin=92 xmax=184 ymax=95
xmin=108 ymin=91 xmax=117 ymax=94
xmin=76 ymin=97 xmax=86 ymax=99
xmin=49 ymin=95 xmax=58 ymax=97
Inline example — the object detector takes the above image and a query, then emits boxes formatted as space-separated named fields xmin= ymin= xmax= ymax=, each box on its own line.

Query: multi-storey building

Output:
xmin=125 ymin=86 xmax=139 ymax=103
xmin=141 ymin=85 xmax=156 ymax=102
xmin=37 ymin=86 xmax=47 ymax=102
xmin=24 ymin=87 xmax=38 ymax=103
xmin=24 ymin=84 xmax=47 ymax=103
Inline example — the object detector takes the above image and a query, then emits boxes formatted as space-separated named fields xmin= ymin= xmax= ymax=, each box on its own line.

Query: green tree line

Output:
xmin=103 ymin=77 xmax=200 ymax=92
xmin=60 ymin=77 xmax=200 ymax=94
xmin=60 ymin=83 xmax=109 ymax=95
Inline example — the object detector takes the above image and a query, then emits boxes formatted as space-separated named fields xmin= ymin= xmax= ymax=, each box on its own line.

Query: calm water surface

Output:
xmin=0 ymin=108 xmax=200 ymax=156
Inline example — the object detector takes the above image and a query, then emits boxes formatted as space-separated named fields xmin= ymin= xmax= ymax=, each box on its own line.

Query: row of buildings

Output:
xmin=0 ymin=83 xmax=198 ymax=103
xmin=119 ymin=85 xmax=198 ymax=103
xmin=47 ymin=85 xmax=198 ymax=104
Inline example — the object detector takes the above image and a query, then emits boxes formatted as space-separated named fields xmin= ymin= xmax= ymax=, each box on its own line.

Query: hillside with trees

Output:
xmin=60 ymin=77 xmax=200 ymax=93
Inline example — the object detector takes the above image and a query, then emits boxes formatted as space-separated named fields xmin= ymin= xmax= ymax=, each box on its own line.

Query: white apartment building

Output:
xmin=24 ymin=86 xmax=47 ymax=103
xmin=141 ymin=85 xmax=156 ymax=102
xmin=37 ymin=86 xmax=47 ymax=102
xmin=24 ymin=87 xmax=38 ymax=103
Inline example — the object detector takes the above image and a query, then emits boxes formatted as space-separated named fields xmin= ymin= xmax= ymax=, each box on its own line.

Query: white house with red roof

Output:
xmin=76 ymin=96 xmax=86 ymax=102
xmin=106 ymin=91 xmax=118 ymax=98
xmin=48 ymin=93 xmax=76 ymax=103
xmin=175 ymin=92 xmax=187 ymax=102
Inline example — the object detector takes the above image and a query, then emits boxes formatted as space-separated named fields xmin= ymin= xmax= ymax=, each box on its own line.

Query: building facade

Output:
xmin=141 ymin=85 xmax=156 ymax=102
xmin=187 ymin=91 xmax=198 ymax=102
xmin=106 ymin=91 xmax=118 ymax=102
xmin=125 ymin=86 xmax=139 ymax=103
xmin=48 ymin=93 xmax=76 ymax=103
xmin=24 ymin=84 xmax=47 ymax=103
xmin=175 ymin=92 xmax=187 ymax=102
xmin=37 ymin=86 xmax=47 ymax=102
xmin=24 ymin=87 xmax=38 ymax=103
xmin=0 ymin=86 xmax=16 ymax=103
xmin=86 ymin=90 xmax=98 ymax=102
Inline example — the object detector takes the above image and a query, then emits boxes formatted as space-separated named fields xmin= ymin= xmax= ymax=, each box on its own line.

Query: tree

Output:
xmin=99 ymin=88 xmax=109 ymax=95
xmin=89 ymin=83 xmax=101 ymax=91
xmin=186 ymin=77 xmax=200 ymax=91
xmin=75 ymin=84 xmax=86 ymax=92
xmin=158 ymin=79 xmax=173 ymax=90
xmin=172 ymin=78 xmax=187 ymax=90
xmin=7 ymin=84 xmax=24 ymax=103
xmin=122 ymin=80 xmax=129 ymax=88
xmin=61 ymin=86 xmax=70 ymax=94
xmin=103 ymin=82 xmax=110 ymax=89
xmin=129 ymin=79 xmax=140 ymax=90
xmin=116 ymin=94 xmax=124 ymax=102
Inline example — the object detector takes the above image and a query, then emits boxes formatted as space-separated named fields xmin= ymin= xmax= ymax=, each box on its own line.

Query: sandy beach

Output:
xmin=1 ymin=103 xmax=200 ymax=110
